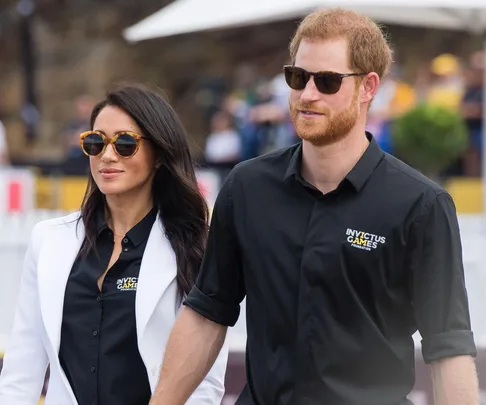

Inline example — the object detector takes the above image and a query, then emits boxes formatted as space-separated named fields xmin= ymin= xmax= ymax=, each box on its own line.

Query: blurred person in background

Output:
xmin=224 ymin=64 xmax=276 ymax=160
xmin=0 ymin=119 xmax=9 ymax=166
xmin=62 ymin=95 xmax=95 ymax=175
xmin=367 ymin=65 xmax=416 ymax=154
xmin=248 ymin=72 xmax=299 ymax=154
xmin=426 ymin=53 xmax=465 ymax=110
xmin=204 ymin=110 xmax=241 ymax=165
xmin=0 ymin=84 xmax=228 ymax=405
xmin=149 ymin=9 xmax=478 ymax=405
xmin=425 ymin=54 xmax=466 ymax=177
xmin=461 ymin=50 xmax=484 ymax=177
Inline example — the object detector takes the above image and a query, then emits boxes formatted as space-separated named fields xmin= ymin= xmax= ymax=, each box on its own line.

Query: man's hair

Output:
xmin=289 ymin=8 xmax=393 ymax=79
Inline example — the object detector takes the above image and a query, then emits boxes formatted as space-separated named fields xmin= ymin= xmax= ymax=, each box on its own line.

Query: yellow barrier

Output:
xmin=60 ymin=177 xmax=88 ymax=210
xmin=33 ymin=175 xmax=482 ymax=214
xmin=35 ymin=176 xmax=87 ymax=211
xmin=445 ymin=177 xmax=483 ymax=214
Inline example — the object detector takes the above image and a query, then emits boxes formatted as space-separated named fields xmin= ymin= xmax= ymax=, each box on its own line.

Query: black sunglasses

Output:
xmin=284 ymin=65 xmax=368 ymax=95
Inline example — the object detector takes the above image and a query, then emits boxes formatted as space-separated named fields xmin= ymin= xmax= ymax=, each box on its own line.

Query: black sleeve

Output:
xmin=410 ymin=192 xmax=477 ymax=363
xmin=183 ymin=169 xmax=246 ymax=327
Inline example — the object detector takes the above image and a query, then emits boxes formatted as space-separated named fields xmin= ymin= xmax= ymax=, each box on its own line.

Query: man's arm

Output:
xmin=149 ymin=307 xmax=227 ymax=405
xmin=430 ymin=355 xmax=479 ymax=405
xmin=408 ymin=192 xmax=478 ymax=403
xmin=151 ymin=168 xmax=245 ymax=404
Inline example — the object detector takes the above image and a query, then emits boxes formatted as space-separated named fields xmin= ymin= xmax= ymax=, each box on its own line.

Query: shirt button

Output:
xmin=93 ymin=330 xmax=98 ymax=337
xmin=91 ymin=366 xmax=96 ymax=372
xmin=123 ymin=238 xmax=128 ymax=243
xmin=123 ymin=248 xmax=128 ymax=252
xmin=96 ymin=296 xmax=101 ymax=302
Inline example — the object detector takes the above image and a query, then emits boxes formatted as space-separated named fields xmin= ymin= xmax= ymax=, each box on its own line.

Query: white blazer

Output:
xmin=0 ymin=212 xmax=228 ymax=405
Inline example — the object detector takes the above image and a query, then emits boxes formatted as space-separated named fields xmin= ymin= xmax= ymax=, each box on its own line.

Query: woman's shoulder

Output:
xmin=32 ymin=211 xmax=81 ymax=237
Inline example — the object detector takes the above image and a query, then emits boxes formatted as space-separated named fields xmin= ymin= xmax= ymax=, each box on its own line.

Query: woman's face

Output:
xmin=89 ymin=105 xmax=157 ymax=198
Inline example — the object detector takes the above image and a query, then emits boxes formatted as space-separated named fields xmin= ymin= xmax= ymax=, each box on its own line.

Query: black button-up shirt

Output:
xmin=184 ymin=133 xmax=476 ymax=405
xmin=59 ymin=208 xmax=157 ymax=405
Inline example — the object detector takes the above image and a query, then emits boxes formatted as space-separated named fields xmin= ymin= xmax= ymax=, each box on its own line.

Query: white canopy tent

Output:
xmin=123 ymin=0 xmax=486 ymax=41
xmin=123 ymin=0 xmax=486 ymax=214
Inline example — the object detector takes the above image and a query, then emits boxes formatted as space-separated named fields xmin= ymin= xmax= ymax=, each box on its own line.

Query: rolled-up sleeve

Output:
xmin=410 ymin=192 xmax=476 ymax=363
xmin=183 ymin=170 xmax=245 ymax=327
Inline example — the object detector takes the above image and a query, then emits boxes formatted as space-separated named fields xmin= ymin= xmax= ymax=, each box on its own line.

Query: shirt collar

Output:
xmin=96 ymin=206 xmax=158 ymax=247
xmin=284 ymin=132 xmax=384 ymax=192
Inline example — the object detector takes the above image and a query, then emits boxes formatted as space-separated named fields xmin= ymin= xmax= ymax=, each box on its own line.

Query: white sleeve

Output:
xmin=0 ymin=223 xmax=49 ymax=405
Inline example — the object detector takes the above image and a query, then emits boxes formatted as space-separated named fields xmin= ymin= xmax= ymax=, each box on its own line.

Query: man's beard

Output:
xmin=289 ymin=90 xmax=360 ymax=147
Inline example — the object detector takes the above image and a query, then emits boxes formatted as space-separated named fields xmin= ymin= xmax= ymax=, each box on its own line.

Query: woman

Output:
xmin=0 ymin=84 xmax=228 ymax=405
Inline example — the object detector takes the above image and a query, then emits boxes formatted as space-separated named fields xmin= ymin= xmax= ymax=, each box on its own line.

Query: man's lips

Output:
xmin=299 ymin=110 xmax=325 ymax=116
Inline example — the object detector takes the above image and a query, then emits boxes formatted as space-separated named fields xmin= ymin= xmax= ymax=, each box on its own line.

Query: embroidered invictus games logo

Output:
xmin=346 ymin=228 xmax=386 ymax=251
xmin=117 ymin=277 xmax=138 ymax=291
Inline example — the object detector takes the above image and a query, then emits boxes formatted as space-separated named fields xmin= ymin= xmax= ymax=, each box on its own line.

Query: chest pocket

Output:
xmin=340 ymin=225 xmax=408 ymax=294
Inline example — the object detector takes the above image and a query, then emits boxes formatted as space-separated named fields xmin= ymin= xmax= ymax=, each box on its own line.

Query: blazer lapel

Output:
xmin=136 ymin=215 xmax=177 ymax=340
xmin=37 ymin=215 xmax=85 ymax=355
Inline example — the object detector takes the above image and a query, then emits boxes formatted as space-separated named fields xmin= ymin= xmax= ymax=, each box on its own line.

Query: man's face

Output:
xmin=288 ymin=38 xmax=361 ymax=146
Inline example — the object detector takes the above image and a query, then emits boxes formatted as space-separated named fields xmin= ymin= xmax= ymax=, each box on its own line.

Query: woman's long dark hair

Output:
xmin=78 ymin=83 xmax=209 ymax=303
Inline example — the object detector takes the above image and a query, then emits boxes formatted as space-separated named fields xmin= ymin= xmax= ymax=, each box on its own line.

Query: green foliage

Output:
xmin=391 ymin=103 xmax=469 ymax=176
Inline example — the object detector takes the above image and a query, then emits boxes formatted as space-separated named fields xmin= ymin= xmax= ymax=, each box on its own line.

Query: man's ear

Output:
xmin=361 ymin=72 xmax=380 ymax=104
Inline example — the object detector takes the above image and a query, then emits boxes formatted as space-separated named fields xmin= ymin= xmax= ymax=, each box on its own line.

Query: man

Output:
xmin=150 ymin=9 xmax=478 ymax=405
xmin=61 ymin=95 xmax=94 ymax=175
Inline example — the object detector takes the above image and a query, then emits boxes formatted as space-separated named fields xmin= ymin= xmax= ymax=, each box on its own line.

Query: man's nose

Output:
xmin=300 ymin=76 xmax=322 ymax=102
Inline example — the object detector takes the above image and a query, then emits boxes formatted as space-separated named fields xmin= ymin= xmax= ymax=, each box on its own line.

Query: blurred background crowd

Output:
xmin=2 ymin=47 xmax=484 ymax=175
xmin=0 ymin=0 xmax=486 ymax=211
xmin=0 ymin=1 xmax=486 ymax=404
xmin=199 ymin=50 xmax=485 ymax=175
xmin=0 ymin=1 xmax=483 ymax=215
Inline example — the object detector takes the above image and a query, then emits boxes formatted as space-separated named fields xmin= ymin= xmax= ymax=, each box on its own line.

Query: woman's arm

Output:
xmin=0 ymin=223 xmax=49 ymax=405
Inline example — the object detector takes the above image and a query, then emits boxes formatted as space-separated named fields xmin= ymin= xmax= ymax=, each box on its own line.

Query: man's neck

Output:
xmin=301 ymin=130 xmax=370 ymax=195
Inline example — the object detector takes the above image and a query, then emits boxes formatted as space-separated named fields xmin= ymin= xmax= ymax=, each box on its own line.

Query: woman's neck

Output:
xmin=104 ymin=192 xmax=154 ymax=237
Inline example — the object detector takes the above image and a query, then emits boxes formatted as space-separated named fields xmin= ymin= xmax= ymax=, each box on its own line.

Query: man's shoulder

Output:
xmin=231 ymin=144 xmax=299 ymax=181
xmin=382 ymin=153 xmax=448 ymax=198
xmin=383 ymin=152 xmax=446 ymax=193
